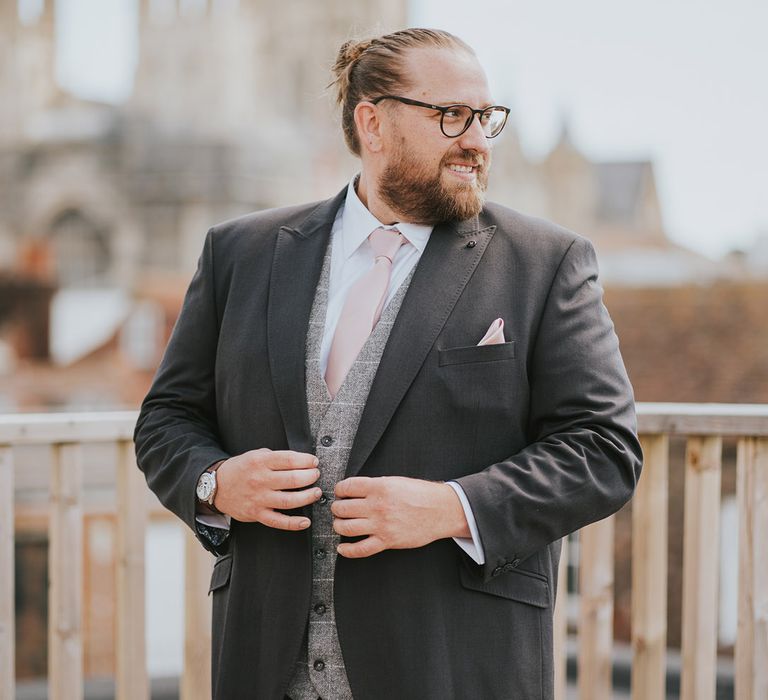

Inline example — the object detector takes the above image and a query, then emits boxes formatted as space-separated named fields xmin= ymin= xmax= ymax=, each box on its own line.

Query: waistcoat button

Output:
xmin=320 ymin=435 xmax=333 ymax=447
xmin=313 ymin=660 xmax=325 ymax=672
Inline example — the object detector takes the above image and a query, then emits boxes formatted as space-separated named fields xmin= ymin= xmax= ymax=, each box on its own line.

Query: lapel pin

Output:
xmin=465 ymin=240 xmax=476 ymax=248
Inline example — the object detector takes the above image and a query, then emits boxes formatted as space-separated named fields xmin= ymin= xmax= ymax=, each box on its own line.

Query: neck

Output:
xmin=356 ymin=170 xmax=402 ymax=225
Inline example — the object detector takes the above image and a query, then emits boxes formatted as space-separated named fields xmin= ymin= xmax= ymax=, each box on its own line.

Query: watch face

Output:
xmin=196 ymin=473 xmax=213 ymax=501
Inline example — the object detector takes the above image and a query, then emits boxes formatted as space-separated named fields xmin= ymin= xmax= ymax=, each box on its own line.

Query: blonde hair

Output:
xmin=330 ymin=28 xmax=474 ymax=155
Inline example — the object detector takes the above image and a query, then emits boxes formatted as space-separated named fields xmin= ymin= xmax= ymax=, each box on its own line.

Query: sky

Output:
xmin=46 ymin=0 xmax=768 ymax=259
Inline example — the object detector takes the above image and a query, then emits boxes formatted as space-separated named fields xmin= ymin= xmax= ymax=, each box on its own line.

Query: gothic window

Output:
xmin=48 ymin=209 xmax=112 ymax=288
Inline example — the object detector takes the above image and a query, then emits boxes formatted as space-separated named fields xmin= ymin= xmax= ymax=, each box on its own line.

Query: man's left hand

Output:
xmin=332 ymin=476 xmax=470 ymax=558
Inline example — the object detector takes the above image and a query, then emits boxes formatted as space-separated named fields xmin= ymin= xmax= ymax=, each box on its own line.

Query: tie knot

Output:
xmin=369 ymin=227 xmax=404 ymax=263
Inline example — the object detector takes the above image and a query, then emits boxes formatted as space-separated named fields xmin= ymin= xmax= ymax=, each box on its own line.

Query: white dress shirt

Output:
xmin=198 ymin=177 xmax=486 ymax=565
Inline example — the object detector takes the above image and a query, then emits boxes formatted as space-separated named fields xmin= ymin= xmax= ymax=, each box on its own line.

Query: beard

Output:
xmin=377 ymin=141 xmax=490 ymax=224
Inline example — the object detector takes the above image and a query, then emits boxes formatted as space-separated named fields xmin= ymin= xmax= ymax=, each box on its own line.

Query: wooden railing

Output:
xmin=552 ymin=403 xmax=768 ymax=700
xmin=0 ymin=412 xmax=211 ymax=700
xmin=1 ymin=404 xmax=767 ymax=699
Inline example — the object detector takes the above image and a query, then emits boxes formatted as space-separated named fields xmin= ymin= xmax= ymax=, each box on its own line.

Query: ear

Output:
xmin=353 ymin=101 xmax=384 ymax=154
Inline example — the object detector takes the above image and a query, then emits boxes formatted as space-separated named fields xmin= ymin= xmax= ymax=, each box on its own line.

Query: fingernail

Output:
xmin=300 ymin=519 xmax=310 ymax=528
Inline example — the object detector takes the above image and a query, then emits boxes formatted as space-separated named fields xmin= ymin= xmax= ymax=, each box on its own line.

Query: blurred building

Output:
xmin=487 ymin=124 xmax=728 ymax=286
xmin=0 ymin=0 xmax=406 ymax=412
xmin=3 ymin=0 xmax=746 ymax=417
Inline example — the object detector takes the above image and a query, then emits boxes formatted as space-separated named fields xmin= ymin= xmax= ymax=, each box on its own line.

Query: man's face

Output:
xmin=376 ymin=47 xmax=495 ymax=224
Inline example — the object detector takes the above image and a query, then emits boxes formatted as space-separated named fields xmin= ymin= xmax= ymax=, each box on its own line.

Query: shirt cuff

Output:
xmin=446 ymin=481 xmax=485 ymax=565
xmin=195 ymin=512 xmax=231 ymax=530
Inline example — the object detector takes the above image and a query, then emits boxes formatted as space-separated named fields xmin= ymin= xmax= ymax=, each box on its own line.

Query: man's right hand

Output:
xmin=214 ymin=448 xmax=321 ymax=530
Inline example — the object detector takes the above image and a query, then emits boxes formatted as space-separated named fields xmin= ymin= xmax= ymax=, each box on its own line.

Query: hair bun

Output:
xmin=332 ymin=39 xmax=373 ymax=78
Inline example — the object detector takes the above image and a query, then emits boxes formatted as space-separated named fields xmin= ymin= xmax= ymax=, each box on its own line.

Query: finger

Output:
xmin=263 ymin=487 xmax=322 ymax=510
xmin=335 ymin=477 xmax=375 ymax=499
xmin=259 ymin=511 xmax=311 ymax=531
xmin=264 ymin=450 xmax=319 ymax=470
xmin=332 ymin=517 xmax=372 ymax=537
xmin=337 ymin=536 xmax=385 ymax=558
xmin=330 ymin=497 xmax=369 ymax=519
xmin=267 ymin=467 xmax=321 ymax=490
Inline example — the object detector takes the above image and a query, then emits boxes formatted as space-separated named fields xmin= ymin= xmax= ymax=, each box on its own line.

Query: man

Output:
xmin=134 ymin=28 xmax=642 ymax=700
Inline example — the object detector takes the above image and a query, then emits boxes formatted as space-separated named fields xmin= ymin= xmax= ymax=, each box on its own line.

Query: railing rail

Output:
xmin=0 ymin=411 xmax=212 ymax=700
xmin=0 ymin=404 xmax=766 ymax=699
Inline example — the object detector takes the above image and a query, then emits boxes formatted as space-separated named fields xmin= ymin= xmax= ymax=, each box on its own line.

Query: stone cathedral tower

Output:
xmin=0 ymin=0 xmax=408 ymax=289
xmin=124 ymin=0 xmax=408 ymax=272
xmin=130 ymin=0 xmax=407 ymax=139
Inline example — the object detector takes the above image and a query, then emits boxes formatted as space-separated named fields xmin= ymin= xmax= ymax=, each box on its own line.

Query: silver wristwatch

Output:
xmin=196 ymin=462 xmax=223 ymax=511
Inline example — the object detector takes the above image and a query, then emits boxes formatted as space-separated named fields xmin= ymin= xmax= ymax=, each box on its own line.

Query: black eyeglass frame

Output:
xmin=370 ymin=95 xmax=510 ymax=139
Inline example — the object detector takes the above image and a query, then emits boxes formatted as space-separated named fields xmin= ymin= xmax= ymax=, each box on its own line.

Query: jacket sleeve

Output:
xmin=454 ymin=236 xmax=642 ymax=581
xmin=133 ymin=229 xmax=231 ymax=553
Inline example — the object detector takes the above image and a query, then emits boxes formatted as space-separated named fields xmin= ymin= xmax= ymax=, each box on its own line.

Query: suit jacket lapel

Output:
xmin=267 ymin=188 xmax=346 ymax=453
xmin=345 ymin=215 xmax=497 ymax=477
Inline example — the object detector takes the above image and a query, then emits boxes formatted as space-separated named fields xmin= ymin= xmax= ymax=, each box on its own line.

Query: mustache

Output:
xmin=443 ymin=148 xmax=486 ymax=168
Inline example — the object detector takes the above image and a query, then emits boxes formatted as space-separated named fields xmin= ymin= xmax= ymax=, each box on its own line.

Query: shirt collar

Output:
xmin=340 ymin=176 xmax=433 ymax=259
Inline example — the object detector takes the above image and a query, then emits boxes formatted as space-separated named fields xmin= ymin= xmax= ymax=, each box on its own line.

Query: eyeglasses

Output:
xmin=370 ymin=95 xmax=510 ymax=139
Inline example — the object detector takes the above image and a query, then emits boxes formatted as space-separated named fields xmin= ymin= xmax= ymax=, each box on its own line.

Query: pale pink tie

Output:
xmin=325 ymin=227 xmax=405 ymax=397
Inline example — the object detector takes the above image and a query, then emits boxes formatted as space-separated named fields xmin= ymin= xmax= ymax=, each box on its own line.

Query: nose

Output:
xmin=457 ymin=114 xmax=490 ymax=155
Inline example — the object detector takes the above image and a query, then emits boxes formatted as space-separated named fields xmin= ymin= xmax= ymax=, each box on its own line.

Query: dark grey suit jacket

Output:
xmin=134 ymin=187 xmax=642 ymax=700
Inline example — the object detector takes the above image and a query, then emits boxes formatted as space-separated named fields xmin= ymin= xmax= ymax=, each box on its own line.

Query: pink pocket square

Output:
xmin=478 ymin=318 xmax=505 ymax=345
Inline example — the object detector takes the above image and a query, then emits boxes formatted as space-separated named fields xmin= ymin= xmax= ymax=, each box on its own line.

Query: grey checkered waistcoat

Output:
xmin=285 ymin=240 xmax=416 ymax=700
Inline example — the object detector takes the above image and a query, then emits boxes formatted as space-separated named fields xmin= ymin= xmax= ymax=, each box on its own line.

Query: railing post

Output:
xmin=632 ymin=434 xmax=669 ymax=700
xmin=116 ymin=440 xmax=149 ymax=700
xmin=48 ymin=442 xmax=84 ymax=700
xmin=736 ymin=437 xmax=768 ymax=700
xmin=680 ymin=436 xmax=722 ymax=700
xmin=181 ymin=530 xmax=213 ymax=700
xmin=553 ymin=535 xmax=569 ymax=700
xmin=0 ymin=446 xmax=14 ymax=700
xmin=578 ymin=514 xmax=615 ymax=700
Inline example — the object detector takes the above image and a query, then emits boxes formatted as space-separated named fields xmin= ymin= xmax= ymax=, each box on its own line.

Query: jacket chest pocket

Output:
xmin=436 ymin=341 xmax=519 ymax=409
xmin=438 ymin=340 xmax=516 ymax=366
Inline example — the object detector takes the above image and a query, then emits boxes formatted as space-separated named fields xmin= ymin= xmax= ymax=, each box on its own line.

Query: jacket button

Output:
xmin=313 ymin=659 xmax=325 ymax=671
xmin=492 ymin=566 xmax=502 ymax=577
xmin=314 ymin=603 xmax=326 ymax=615
xmin=314 ymin=548 xmax=326 ymax=559
xmin=320 ymin=435 xmax=333 ymax=447
xmin=511 ymin=558 xmax=521 ymax=568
